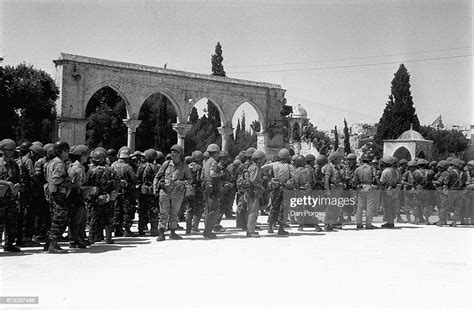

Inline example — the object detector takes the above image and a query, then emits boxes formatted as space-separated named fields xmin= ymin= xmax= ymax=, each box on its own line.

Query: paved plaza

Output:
xmin=1 ymin=216 xmax=472 ymax=309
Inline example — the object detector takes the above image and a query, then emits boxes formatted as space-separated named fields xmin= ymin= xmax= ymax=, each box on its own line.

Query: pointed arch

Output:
xmin=232 ymin=98 xmax=266 ymax=131
xmin=84 ymin=81 xmax=131 ymax=118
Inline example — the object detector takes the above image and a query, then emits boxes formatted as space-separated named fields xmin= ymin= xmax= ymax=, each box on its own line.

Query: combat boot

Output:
xmin=3 ymin=243 xmax=22 ymax=252
xmin=277 ymin=224 xmax=289 ymax=236
xmin=150 ymin=229 xmax=159 ymax=237
xmin=48 ymin=240 xmax=68 ymax=254
xmin=185 ymin=216 xmax=192 ymax=235
xmin=267 ymin=222 xmax=274 ymax=233
xmin=315 ymin=224 xmax=323 ymax=232
xmin=156 ymin=228 xmax=166 ymax=241
xmin=169 ymin=229 xmax=182 ymax=240
xmin=43 ymin=239 xmax=50 ymax=251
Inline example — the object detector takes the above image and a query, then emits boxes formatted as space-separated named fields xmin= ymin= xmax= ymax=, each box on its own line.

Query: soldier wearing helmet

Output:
xmin=235 ymin=147 xmax=256 ymax=231
xmin=43 ymin=141 xmax=71 ymax=253
xmin=136 ymin=149 xmax=159 ymax=236
xmin=339 ymin=153 xmax=358 ymax=224
xmin=0 ymin=139 xmax=22 ymax=252
xmin=183 ymin=150 xmax=205 ymax=235
xmin=378 ymin=156 xmax=400 ymax=228
xmin=223 ymin=158 xmax=240 ymax=220
xmin=199 ymin=144 xmax=224 ymax=239
xmin=111 ymin=148 xmax=137 ymax=237
xmin=66 ymin=144 xmax=90 ymax=248
xmin=322 ymin=151 xmax=344 ymax=231
xmin=313 ymin=155 xmax=326 ymax=191
xmin=15 ymin=141 xmax=41 ymax=247
xmin=86 ymin=148 xmax=117 ymax=244
xmin=411 ymin=158 xmax=435 ymax=225
xmin=401 ymin=160 xmax=417 ymax=224
xmin=261 ymin=148 xmax=295 ymax=235
xmin=446 ymin=158 xmax=465 ymax=227
xmin=353 ymin=152 xmax=378 ymax=229
xmin=242 ymin=149 xmax=266 ymax=238
xmin=432 ymin=160 xmax=453 ymax=226
xmin=213 ymin=150 xmax=233 ymax=232
xmin=106 ymin=149 xmax=117 ymax=166
xmin=155 ymin=144 xmax=191 ymax=241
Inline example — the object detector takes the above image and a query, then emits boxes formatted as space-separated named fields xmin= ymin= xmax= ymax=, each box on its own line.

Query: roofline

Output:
xmin=383 ymin=139 xmax=433 ymax=142
xmin=53 ymin=53 xmax=284 ymax=90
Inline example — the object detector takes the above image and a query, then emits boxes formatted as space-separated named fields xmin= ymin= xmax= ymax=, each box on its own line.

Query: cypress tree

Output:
xmin=211 ymin=42 xmax=226 ymax=77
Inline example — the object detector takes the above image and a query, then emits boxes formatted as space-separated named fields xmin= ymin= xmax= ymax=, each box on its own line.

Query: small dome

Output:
xmin=398 ymin=129 xmax=425 ymax=141
xmin=292 ymin=104 xmax=308 ymax=119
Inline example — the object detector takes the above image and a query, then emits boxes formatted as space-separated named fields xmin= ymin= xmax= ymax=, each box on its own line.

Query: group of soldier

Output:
xmin=0 ymin=137 xmax=473 ymax=254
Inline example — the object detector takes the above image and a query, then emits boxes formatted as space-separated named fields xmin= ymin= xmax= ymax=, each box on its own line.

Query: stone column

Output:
xmin=218 ymin=127 xmax=234 ymax=152
xmin=257 ymin=132 xmax=268 ymax=153
xmin=172 ymin=123 xmax=193 ymax=152
xmin=57 ymin=118 xmax=88 ymax=145
xmin=123 ymin=119 xmax=142 ymax=152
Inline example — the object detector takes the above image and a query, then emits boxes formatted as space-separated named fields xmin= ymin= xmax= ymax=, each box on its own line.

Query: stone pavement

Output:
xmin=1 ymin=217 xmax=472 ymax=309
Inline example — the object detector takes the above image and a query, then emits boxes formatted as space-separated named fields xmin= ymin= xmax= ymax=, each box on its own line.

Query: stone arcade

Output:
xmin=53 ymin=53 xmax=287 ymax=153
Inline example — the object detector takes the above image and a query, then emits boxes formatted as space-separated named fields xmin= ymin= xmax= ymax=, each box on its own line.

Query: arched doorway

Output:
xmin=135 ymin=93 xmax=178 ymax=153
xmin=393 ymin=146 xmax=412 ymax=161
xmin=229 ymin=102 xmax=261 ymax=158
xmin=85 ymin=86 xmax=127 ymax=150
xmin=184 ymin=98 xmax=223 ymax=154
xmin=417 ymin=150 xmax=426 ymax=159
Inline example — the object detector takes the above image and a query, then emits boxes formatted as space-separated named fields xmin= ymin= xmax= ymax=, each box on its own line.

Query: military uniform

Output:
xmin=137 ymin=161 xmax=159 ymax=235
xmin=401 ymin=168 xmax=416 ymax=223
xmin=447 ymin=165 xmax=464 ymax=226
xmin=380 ymin=165 xmax=399 ymax=226
xmin=86 ymin=161 xmax=117 ymax=243
xmin=68 ymin=160 xmax=88 ymax=246
xmin=244 ymin=161 xmax=264 ymax=236
xmin=412 ymin=166 xmax=435 ymax=224
xmin=16 ymin=153 xmax=36 ymax=244
xmin=341 ymin=162 xmax=357 ymax=222
xmin=201 ymin=156 xmax=224 ymax=237
xmin=111 ymin=159 xmax=137 ymax=235
xmin=0 ymin=157 xmax=20 ymax=249
xmin=235 ymin=160 xmax=251 ymax=230
xmin=353 ymin=163 xmax=377 ymax=228
xmin=184 ymin=161 xmax=204 ymax=234
xmin=322 ymin=162 xmax=343 ymax=229
xmin=31 ymin=156 xmax=50 ymax=241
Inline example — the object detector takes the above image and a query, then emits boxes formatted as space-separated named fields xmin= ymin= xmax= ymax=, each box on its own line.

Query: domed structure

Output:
xmin=291 ymin=104 xmax=308 ymax=119
xmin=383 ymin=125 xmax=433 ymax=161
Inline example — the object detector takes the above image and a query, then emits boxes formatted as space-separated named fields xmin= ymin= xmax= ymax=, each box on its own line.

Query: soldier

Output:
xmin=67 ymin=145 xmax=89 ymax=248
xmin=262 ymin=148 xmax=294 ymax=235
xmin=396 ymin=159 xmax=408 ymax=223
xmin=112 ymin=149 xmax=137 ymax=237
xmin=244 ymin=150 xmax=266 ymax=238
xmin=136 ymin=149 xmax=159 ymax=236
xmin=292 ymin=155 xmax=315 ymax=231
xmin=322 ymin=151 xmax=344 ymax=231
xmin=213 ymin=150 xmax=232 ymax=232
xmin=448 ymin=158 xmax=465 ymax=227
xmin=401 ymin=160 xmax=417 ymax=223
xmin=314 ymin=155 xmax=326 ymax=190
xmin=106 ymin=149 xmax=117 ymax=166
xmin=155 ymin=144 xmax=191 ymax=241
xmin=340 ymin=153 xmax=358 ymax=223
xmin=0 ymin=139 xmax=22 ymax=252
xmin=183 ymin=150 xmax=204 ymax=235
xmin=379 ymin=156 xmax=399 ymax=228
xmin=412 ymin=159 xmax=435 ymax=225
xmin=353 ymin=154 xmax=378 ymax=229
xmin=224 ymin=158 xmax=240 ymax=219
xmin=235 ymin=148 xmax=256 ymax=230
xmin=86 ymin=148 xmax=117 ymax=244
xmin=304 ymin=154 xmax=317 ymax=189
xmin=433 ymin=160 xmax=451 ymax=226
xmin=371 ymin=158 xmax=382 ymax=215
xmin=201 ymin=144 xmax=224 ymax=239
xmin=44 ymin=141 xmax=72 ymax=253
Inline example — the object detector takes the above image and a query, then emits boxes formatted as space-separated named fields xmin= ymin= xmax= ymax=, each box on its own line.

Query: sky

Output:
xmin=1 ymin=0 xmax=472 ymax=131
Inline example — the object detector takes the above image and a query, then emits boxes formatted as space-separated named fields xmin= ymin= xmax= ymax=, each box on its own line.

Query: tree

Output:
xmin=211 ymin=42 xmax=226 ymax=77
xmin=375 ymin=64 xmax=420 ymax=144
xmin=333 ymin=126 xmax=339 ymax=150
xmin=343 ymin=118 xmax=351 ymax=154
xmin=0 ymin=64 xmax=58 ymax=142
xmin=419 ymin=126 xmax=469 ymax=160
xmin=85 ymin=87 xmax=127 ymax=150
xmin=189 ymin=107 xmax=199 ymax=124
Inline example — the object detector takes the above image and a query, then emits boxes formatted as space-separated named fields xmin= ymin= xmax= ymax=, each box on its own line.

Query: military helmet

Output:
xmin=417 ymin=159 xmax=428 ymax=166
xmin=32 ymin=141 xmax=43 ymax=148
xmin=144 ymin=149 xmax=157 ymax=161
xmin=203 ymin=151 xmax=210 ymax=159
xmin=304 ymin=154 xmax=316 ymax=162
xmin=407 ymin=160 xmax=417 ymax=167
xmin=43 ymin=143 xmax=54 ymax=152
xmin=294 ymin=155 xmax=306 ymax=167
xmin=430 ymin=161 xmax=438 ymax=167
xmin=185 ymin=156 xmax=192 ymax=164
xmin=446 ymin=157 xmax=454 ymax=165
xmin=347 ymin=153 xmax=357 ymax=161
xmin=19 ymin=142 xmax=32 ymax=152
xmin=360 ymin=154 xmax=370 ymax=162
xmin=191 ymin=150 xmax=204 ymax=161
xmin=380 ymin=156 xmax=394 ymax=165
xmin=107 ymin=149 xmax=117 ymax=157
xmin=328 ymin=151 xmax=343 ymax=162
xmin=316 ymin=155 xmax=327 ymax=165
xmin=118 ymin=146 xmax=131 ymax=154
xmin=155 ymin=151 xmax=164 ymax=160
xmin=165 ymin=153 xmax=172 ymax=160
xmin=29 ymin=144 xmax=44 ymax=156
xmin=219 ymin=150 xmax=229 ymax=158
xmin=54 ymin=141 xmax=70 ymax=154
xmin=245 ymin=147 xmax=257 ymax=157
xmin=233 ymin=159 xmax=242 ymax=166
xmin=453 ymin=158 xmax=463 ymax=168
xmin=119 ymin=149 xmax=131 ymax=159
xmin=170 ymin=144 xmax=184 ymax=154
xmin=392 ymin=156 xmax=399 ymax=163
xmin=206 ymin=144 xmax=220 ymax=153
xmin=467 ymin=160 xmax=474 ymax=167
xmin=1 ymin=139 xmax=17 ymax=151
xmin=251 ymin=150 xmax=265 ymax=160
xmin=277 ymin=148 xmax=290 ymax=160
xmin=71 ymin=144 xmax=89 ymax=156
xmin=437 ymin=160 xmax=449 ymax=169
xmin=131 ymin=151 xmax=143 ymax=158
xmin=371 ymin=158 xmax=379 ymax=164
xmin=91 ymin=148 xmax=107 ymax=162
xmin=399 ymin=159 xmax=408 ymax=165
